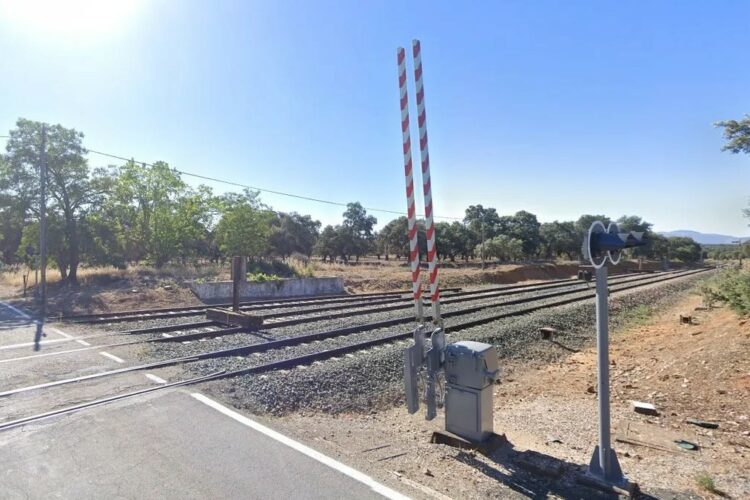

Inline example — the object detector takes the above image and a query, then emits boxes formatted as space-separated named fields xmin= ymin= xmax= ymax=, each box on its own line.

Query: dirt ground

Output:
xmin=270 ymin=293 xmax=749 ymax=498
xmin=319 ymin=259 xmax=675 ymax=293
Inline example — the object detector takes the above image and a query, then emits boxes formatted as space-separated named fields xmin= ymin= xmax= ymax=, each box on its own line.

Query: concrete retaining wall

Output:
xmin=189 ymin=276 xmax=345 ymax=302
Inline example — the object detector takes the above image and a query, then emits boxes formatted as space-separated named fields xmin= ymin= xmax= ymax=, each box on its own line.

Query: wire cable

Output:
xmin=0 ymin=134 xmax=462 ymax=220
xmin=87 ymin=149 xmax=463 ymax=219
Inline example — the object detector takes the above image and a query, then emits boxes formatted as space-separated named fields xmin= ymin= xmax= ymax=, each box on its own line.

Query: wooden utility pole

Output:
xmin=480 ymin=220 xmax=485 ymax=270
xmin=39 ymin=125 xmax=47 ymax=319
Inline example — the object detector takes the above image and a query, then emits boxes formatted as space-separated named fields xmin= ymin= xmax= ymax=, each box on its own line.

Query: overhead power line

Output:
xmin=1 ymin=133 xmax=464 ymax=220
xmin=87 ymin=149 xmax=466 ymax=221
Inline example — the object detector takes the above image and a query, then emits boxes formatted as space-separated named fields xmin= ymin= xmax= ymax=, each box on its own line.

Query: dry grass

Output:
xmin=0 ymin=262 xmax=227 ymax=288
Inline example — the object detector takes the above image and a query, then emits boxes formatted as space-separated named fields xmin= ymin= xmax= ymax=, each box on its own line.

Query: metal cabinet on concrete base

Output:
xmin=443 ymin=341 xmax=499 ymax=443
xmin=445 ymin=384 xmax=494 ymax=442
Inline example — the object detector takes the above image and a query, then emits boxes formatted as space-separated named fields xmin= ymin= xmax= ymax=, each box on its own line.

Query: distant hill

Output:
xmin=659 ymin=230 xmax=748 ymax=245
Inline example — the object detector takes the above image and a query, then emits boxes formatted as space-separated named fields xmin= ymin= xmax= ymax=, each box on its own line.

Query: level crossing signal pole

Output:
xmin=580 ymin=221 xmax=646 ymax=493
xmin=39 ymin=125 xmax=48 ymax=320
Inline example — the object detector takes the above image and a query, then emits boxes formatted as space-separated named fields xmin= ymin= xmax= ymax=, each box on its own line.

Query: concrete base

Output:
xmin=577 ymin=470 xmax=638 ymax=497
xmin=578 ymin=446 xmax=637 ymax=497
xmin=206 ymin=308 xmax=263 ymax=330
xmin=190 ymin=277 xmax=345 ymax=301
xmin=430 ymin=430 xmax=506 ymax=456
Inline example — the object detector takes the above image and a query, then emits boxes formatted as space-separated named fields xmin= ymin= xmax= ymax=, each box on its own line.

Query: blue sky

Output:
xmin=1 ymin=0 xmax=749 ymax=235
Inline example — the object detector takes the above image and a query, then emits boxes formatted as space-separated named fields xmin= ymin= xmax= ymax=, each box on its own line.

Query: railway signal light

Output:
xmin=582 ymin=221 xmax=647 ymax=269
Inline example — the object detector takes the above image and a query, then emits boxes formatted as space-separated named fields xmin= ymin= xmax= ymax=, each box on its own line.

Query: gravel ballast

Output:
xmin=196 ymin=271 xmax=711 ymax=416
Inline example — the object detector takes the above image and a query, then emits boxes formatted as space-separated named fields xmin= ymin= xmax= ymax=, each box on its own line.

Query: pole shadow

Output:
xmin=449 ymin=436 xmax=670 ymax=499
xmin=34 ymin=318 xmax=46 ymax=351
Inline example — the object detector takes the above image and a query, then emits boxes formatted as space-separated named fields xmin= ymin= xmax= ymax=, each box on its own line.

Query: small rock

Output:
xmin=587 ymin=385 xmax=597 ymax=394
xmin=632 ymin=401 xmax=659 ymax=416
xmin=423 ymin=468 xmax=434 ymax=477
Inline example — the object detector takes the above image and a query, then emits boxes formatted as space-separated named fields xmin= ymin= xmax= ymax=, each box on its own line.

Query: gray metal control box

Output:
xmin=444 ymin=341 xmax=499 ymax=389
xmin=444 ymin=341 xmax=499 ymax=442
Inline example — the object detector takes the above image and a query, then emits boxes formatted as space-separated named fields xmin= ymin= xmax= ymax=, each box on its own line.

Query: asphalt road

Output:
xmin=0 ymin=301 xmax=407 ymax=500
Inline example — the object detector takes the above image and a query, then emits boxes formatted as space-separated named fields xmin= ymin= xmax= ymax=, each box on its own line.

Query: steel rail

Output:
xmin=63 ymin=287 xmax=464 ymax=324
xmin=0 ymin=267 xmax=713 ymax=431
xmin=0 ymin=269 xmax=698 ymax=361
xmin=260 ymin=270 xmax=681 ymax=327
xmin=0 ymin=268 xmax=709 ymax=398
xmin=122 ymin=270 xmax=679 ymax=335
xmin=0 ymin=271 xmax=667 ymax=362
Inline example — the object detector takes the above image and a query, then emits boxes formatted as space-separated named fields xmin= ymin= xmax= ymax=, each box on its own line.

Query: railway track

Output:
xmin=0 ymin=270 xmax=684 ymax=357
xmin=60 ymin=270 xmax=653 ymax=326
xmin=0 ymin=267 xmax=712 ymax=432
xmin=61 ymin=287 xmax=465 ymax=324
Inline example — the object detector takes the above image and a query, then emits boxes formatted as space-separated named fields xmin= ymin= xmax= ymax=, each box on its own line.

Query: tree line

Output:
xmin=0 ymin=119 xmax=703 ymax=285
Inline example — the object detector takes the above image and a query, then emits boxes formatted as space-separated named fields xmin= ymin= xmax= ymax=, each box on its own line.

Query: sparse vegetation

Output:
xmin=1 ymin=118 xmax=705 ymax=290
xmin=701 ymin=269 xmax=750 ymax=316
xmin=622 ymin=304 xmax=655 ymax=326
xmin=696 ymin=471 xmax=724 ymax=496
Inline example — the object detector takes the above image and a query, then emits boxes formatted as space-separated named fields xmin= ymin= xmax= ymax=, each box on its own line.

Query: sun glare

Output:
xmin=0 ymin=0 xmax=143 ymax=40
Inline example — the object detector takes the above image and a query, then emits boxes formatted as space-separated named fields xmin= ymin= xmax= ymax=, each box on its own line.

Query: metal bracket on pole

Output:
xmin=404 ymin=326 xmax=426 ymax=414
xmin=424 ymin=328 xmax=445 ymax=420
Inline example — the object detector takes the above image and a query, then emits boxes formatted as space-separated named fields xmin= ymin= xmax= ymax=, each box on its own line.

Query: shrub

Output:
xmin=703 ymin=270 xmax=750 ymax=316
xmin=246 ymin=272 xmax=281 ymax=282
xmin=695 ymin=471 xmax=723 ymax=496
xmin=246 ymin=259 xmax=298 ymax=279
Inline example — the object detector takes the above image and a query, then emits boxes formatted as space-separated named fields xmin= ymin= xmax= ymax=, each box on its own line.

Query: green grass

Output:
xmin=696 ymin=471 xmax=724 ymax=496
xmin=622 ymin=304 xmax=654 ymax=326
xmin=701 ymin=269 xmax=750 ymax=315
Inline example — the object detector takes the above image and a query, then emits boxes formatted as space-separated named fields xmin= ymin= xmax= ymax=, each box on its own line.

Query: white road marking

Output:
xmin=191 ymin=393 xmax=409 ymax=500
xmin=99 ymin=351 xmax=125 ymax=363
xmin=145 ymin=373 xmax=167 ymax=384
xmin=0 ymin=338 xmax=72 ymax=350
xmin=1 ymin=301 xmax=107 ymax=349
xmin=0 ymin=346 xmax=92 ymax=364
xmin=48 ymin=327 xmax=73 ymax=339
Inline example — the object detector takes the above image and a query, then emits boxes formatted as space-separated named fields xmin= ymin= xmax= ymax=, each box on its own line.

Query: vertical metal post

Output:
xmin=588 ymin=264 xmax=626 ymax=486
xmin=595 ymin=265 xmax=611 ymax=470
xmin=231 ymin=256 xmax=242 ymax=312
xmin=39 ymin=125 xmax=47 ymax=319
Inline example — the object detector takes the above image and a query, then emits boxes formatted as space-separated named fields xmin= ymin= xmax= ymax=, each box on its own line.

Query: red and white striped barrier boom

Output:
xmin=397 ymin=47 xmax=424 ymax=322
xmin=412 ymin=39 xmax=442 ymax=325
